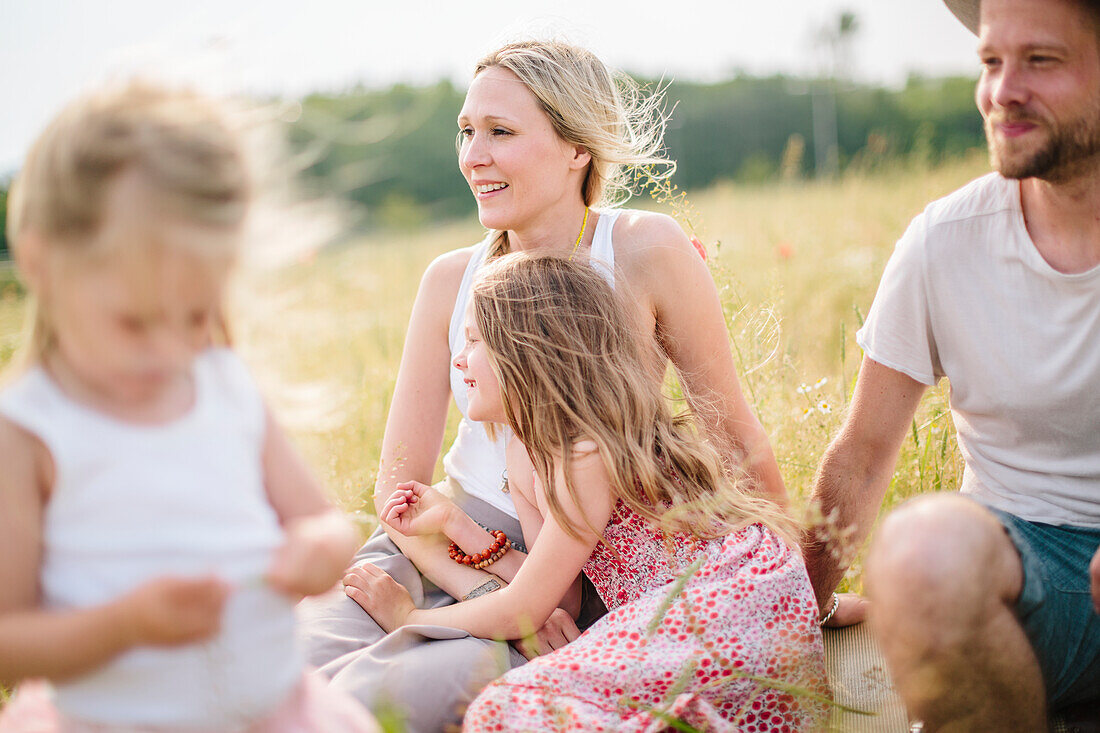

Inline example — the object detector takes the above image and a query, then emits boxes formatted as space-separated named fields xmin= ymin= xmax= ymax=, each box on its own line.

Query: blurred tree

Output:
xmin=284 ymin=71 xmax=984 ymax=230
xmin=811 ymin=10 xmax=860 ymax=178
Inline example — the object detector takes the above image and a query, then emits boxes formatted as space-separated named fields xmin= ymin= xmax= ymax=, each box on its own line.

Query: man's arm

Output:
xmin=805 ymin=357 xmax=928 ymax=614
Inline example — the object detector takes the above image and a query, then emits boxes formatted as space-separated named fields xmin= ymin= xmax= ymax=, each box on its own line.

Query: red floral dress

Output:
xmin=462 ymin=502 xmax=828 ymax=732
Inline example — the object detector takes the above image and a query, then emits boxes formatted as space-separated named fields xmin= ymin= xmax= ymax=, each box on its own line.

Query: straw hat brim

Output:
xmin=944 ymin=0 xmax=980 ymax=34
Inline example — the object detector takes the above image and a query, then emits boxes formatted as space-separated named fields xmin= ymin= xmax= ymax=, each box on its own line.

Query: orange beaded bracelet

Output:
xmin=449 ymin=530 xmax=511 ymax=570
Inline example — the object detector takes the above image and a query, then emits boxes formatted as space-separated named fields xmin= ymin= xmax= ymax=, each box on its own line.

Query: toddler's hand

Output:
xmin=380 ymin=481 xmax=459 ymax=537
xmin=343 ymin=564 xmax=415 ymax=634
xmin=121 ymin=575 xmax=229 ymax=647
xmin=266 ymin=515 xmax=354 ymax=598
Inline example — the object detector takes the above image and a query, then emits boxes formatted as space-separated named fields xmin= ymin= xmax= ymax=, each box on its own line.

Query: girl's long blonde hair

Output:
xmin=7 ymin=81 xmax=251 ymax=363
xmin=471 ymin=254 xmax=795 ymax=545
xmin=472 ymin=40 xmax=674 ymax=258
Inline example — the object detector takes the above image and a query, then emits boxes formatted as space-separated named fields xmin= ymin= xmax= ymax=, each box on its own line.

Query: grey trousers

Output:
xmin=297 ymin=480 xmax=603 ymax=733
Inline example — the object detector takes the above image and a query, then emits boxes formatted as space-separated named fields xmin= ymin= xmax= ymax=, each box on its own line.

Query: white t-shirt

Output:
xmin=857 ymin=173 xmax=1100 ymax=528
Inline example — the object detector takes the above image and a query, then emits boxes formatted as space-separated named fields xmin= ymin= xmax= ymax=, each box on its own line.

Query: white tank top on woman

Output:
xmin=444 ymin=209 xmax=621 ymax=517
xmin=0 ymin=349 xmax=299 ymax=728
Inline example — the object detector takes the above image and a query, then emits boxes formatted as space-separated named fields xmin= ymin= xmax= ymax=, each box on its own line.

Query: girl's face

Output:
xmin=453 ymin=305 xmax=506 ymax=424
xmin=39 ymin=172 xmax=234 ymax=411
xmin=457 ymin=66 xmax=590 ymax=234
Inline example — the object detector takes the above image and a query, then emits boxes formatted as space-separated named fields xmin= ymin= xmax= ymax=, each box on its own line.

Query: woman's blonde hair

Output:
xmin=7 ymin=80 xmax=251 ymax=361
xmin=470 ymin=254 xmax=795 ymax=545
xmin=473 ymin=40 xmax=674 ymax=258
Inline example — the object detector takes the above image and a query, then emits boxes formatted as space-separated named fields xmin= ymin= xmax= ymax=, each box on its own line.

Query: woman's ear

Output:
xmin=570 ymin=146 xmax=592 ymax=171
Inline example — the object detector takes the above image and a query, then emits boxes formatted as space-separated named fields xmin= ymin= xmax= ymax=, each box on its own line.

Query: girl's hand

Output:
xmin=343 ymin=564 xmax=416 ymax=634
xmin=120 ymin=575 xmax=229 ymax=646
xmin=381 ymin=481 xmax=459 ymax=538
xmin=266 ymin=512 xmax=357 ymax=598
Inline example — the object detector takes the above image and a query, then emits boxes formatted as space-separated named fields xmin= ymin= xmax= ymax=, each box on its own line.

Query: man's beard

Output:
xmin=986 ymin=104 xmax=1100 ymax=182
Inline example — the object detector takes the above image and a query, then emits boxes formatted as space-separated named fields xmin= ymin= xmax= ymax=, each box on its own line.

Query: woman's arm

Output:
xmin=618 ymin=213 xmax=789 ymax=507
xmin=371 ymin=248 xmax=505 ymax=599
xmin=350 ymin=443 xmax=613 ymax=638
xmin=0 ymin=419 xmax=228 ymax=684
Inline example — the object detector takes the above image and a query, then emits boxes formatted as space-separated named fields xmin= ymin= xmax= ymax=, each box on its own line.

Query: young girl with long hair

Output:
xmin=299 ymin=39 xmax=792 ymax=731
xmin=348 ymin=254 xmax=827 ymax=731
xmin=0 ymin=82 xmax=377 ymax=732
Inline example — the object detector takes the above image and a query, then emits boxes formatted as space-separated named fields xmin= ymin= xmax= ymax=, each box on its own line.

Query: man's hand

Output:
xmin=513 ymin=608 xmax=581 ymax=660
xmin=821 ymin=592 xmax=870 ymax=628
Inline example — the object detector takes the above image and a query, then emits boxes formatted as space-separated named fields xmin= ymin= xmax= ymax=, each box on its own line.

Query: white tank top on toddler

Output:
xmin=0 ymin=349 xmax=300 ymax=729
xmin=444 ymin=209 xmax=621 ymax=517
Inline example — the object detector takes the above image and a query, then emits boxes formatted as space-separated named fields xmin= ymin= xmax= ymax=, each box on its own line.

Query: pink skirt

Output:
xmin=0 ymin=673 xmax=378 ymax=733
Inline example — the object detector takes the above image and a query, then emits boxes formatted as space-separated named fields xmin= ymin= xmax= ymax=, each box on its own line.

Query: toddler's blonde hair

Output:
xmin=7 ymin=81 xmax=252 ymax=361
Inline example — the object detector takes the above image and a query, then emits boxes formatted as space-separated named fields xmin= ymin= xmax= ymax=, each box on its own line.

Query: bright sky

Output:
xmin=1 ymin=0 xmax=980 ymax=174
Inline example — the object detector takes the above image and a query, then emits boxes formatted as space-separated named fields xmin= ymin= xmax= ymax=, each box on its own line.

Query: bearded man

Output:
xmin=805 ymin=0 xmax=1100 ymax=727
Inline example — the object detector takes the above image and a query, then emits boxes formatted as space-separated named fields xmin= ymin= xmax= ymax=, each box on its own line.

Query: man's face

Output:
xmin=976 ymin=0 xmax=1100 ymax=182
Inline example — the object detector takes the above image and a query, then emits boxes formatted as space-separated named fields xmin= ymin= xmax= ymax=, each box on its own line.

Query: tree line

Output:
xmin=0 ymin=70 xmax=985 ymax=255
xmin=286 ymin=72 xmax=984 ymax=228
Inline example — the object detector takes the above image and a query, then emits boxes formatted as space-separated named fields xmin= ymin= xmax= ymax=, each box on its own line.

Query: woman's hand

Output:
xmin=343 ymin=564 xmax=416 ymax=634
xmin=381 ymin=481 xmax=460 ymax=538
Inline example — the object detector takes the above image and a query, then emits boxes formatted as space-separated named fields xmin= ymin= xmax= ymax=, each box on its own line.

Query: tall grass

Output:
xmin=0 ymin=156 xmax=986 ymax=718
xmin=0 ymin=155 xmax=986 ymax=584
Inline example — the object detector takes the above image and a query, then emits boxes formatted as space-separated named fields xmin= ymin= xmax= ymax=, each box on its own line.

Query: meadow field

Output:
xmin=0 ymin=154 xmax=992 ymax=724
xmin=0 ymin=153 xmax=989 ymax=594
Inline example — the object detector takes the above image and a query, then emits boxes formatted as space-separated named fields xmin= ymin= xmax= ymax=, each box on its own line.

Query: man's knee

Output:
xmin=866 ymin=494 xmax=1021 ymax=616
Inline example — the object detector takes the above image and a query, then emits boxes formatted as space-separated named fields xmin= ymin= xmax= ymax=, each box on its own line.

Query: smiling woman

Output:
xmin=297 ymin=38 xmax=793 ymax=732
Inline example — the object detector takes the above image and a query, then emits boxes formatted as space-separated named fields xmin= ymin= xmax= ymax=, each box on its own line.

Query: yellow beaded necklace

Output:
xmin=568 ymin=207 xmax=590 ymax=261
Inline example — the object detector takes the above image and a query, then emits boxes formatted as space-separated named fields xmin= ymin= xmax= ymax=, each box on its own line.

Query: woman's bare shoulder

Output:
xmin=415 ymin=243 xmax=482 ymax=311
xmin=423 ymin=244 xmax=479 ymax=284
xmin=609 ymin=210 xmax=704 ymax=296
xmin=610 ymin=210 xmax=692 ymax=256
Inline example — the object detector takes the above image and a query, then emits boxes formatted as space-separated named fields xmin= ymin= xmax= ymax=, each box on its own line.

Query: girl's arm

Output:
xmin=432 ymin=436 xmax=544 ymax=585
xmin=374 ymin=438 xmax=583 ymax=617
xmin=0 ymin=419 xmax=227 ymax=684
xmin=371 ymin=248 xmax=508 ymax=599
xmin=619 ymin=213 xmax=789 ymax=507
xmin=349 ymin=443 xmax=613 ymax=639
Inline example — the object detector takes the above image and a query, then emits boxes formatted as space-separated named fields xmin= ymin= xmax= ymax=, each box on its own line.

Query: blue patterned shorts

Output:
xmin=987 ymin=506 xmax=1100 ymax=710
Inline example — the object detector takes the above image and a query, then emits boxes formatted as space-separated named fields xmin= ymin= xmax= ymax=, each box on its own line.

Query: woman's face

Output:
xmin=457 ymin=66 xmax=590 ymax=233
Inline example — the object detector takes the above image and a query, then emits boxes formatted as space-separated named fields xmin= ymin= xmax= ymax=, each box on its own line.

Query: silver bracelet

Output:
xmin=462 ymin=578 xmax=502 ymax=601
xmin=818 ymin=593 xmax=840 ymax=626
